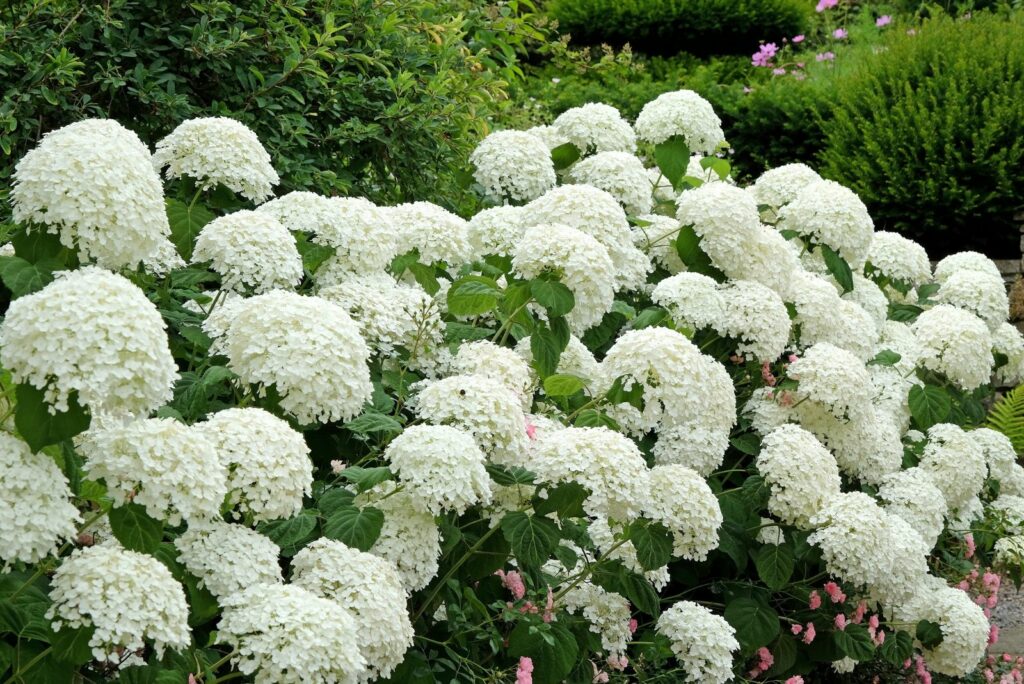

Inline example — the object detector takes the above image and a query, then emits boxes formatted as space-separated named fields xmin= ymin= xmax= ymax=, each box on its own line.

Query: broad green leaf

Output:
xmin=317 ymin=488 xmax=356 ymax=517
xmin=295 ymin=239 xmax=335 ymax=274
xmin=507 ymin=621 xmax=578 ymax=684
xmin=339 ymin=466 xmax=393 ymax=492
xmin=533 ymin=482 xmax=588 ymax=518
xmin=530 ymin=322 xmax=563 ymax=379
xmin=485 ymin=463 xmax=535 ymax=486
xmin=51 ymin=624 xmax=96 ymax=665
xmin=11 ymin=229 xmax=64 ymax=262
xmin=501 ymin=511 xmax=560 ymax=569
xmin=889 ymin=302 xmax=924 ymax=323
xmin=724 ymin=597 xmax=780 ymax=653
xmin=627 ymin=520 xmax=674 ymax=571
xmin=880 ymin=630 xmax=915 ymax=666
xmin=447 ymin=277 xmax=501 ymax=316
xmin=14 ymin=383 xmax=91 ymax=453
xmin=916 ymin=619 xmax=944 ymax=649
xmin=550 ymin=142 xmax=581 ymax=171
xmin=166 ymin=198 xmax=215 ymax=261
xmin=614 ymin=568 xmax=660 ymax=616
xmin=754 ymin=543 xmax=794 ymax=590
xmin=820 ymin=244 xmax=854 ymax=293
xmin=0 ymin=601 xmax=27 ymax=636
xmin=408 ymin=262 xmax=440 ymax=295
xmin=730 ymin=433 xmax=761 ymax=455
xmin=834 ymin=623 xmax=875 ymax=661
xmin=258 ymin=512 xmax=317 ymax=556
xmin=573 ymin=409 xmax=619 ymax=429
xmin=322 ymin=505 xmax=384 ymax=551
xmin=654 ymin=135 xmax=691 ymax=190
xmin=542 ymin=373 xmax=586 ymax=397
xmin=444 ymin=322 xmax=494 ymax=343
xmin=767 ymin=633 xmax=798 ymax=676
xmin=1 ymin=256 xmax=61 ymax=297
xmin=344 ymin=412 xmax=403 ymax=437
xmin=674 ymin=224 xmax=723 ymax=279
xmin=605 ymin=375 xmax=644 ymax=410
xmin=109 ymin=503 xmax=165 ymax=554
xmin=630 ymin=306 xmax=668 ymax=330
xmin=869 ymin=349 xmax=902 ymax=367
xmin=909 ymin=385 xmax=951 ymax=431
xmin=530 ymin=279 xmax=575 ymax=317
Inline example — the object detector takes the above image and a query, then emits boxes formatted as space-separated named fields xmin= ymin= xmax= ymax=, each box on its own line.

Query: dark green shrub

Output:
xmin=0 ymin=0 xmax=542 ymax=212
xmin=547 ymin=0 xmax=812 ymax=56
xmin=819 ymin=12 xmax=1024 ymax=257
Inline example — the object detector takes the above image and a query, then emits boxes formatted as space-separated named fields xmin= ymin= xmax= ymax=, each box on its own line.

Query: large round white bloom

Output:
xmin=933 ymin=250 xmax=1002 ymax=284
xmin=195 ymin=408 xmax=312 ymax=523
xmin=798 ymin=405 xmax=902 ymax=485
xmin=208 ymin=291 xmax=372 ymax=424
xmin=452 ymin=340 xmax=534 ymax=406
xmin=512 ymin=223 xmax=616 ymax=333
xmin=385 ymin=425 xmax=492 ymax=515
xmin=789 ymin=270 xmax=879 ymax=361
xmin=918 ymin=423 xmax=987 ymax=512
xmin=11 ymin=119 xmax=171 ymax=269
xmin=218 ymin=583 xmax=367 ymax=684
xmin=872 ymin=514 xmax=931 ymax=605
xmin=748 ymin=163 xmax=821 ymax=211
xmin=632 ymin=213 xmax=685 ymax=273
xmin=976 ymin=427 xmax=1018 ymax=482
xmin=808 ymin=491 xmax=895 ymax=589
xmin=560 ymin=581 xmax=633 ymax=658
xmin=390 ymin=201 xmax=473 ymax=266
xmin=174 ymin=521 xmax=282 ymax=599
xmin=552 ymin=103 xmax=636 ymax=154
xmin=470 ymin=130 xmax=556 ymax=203
xmin=79 ymin=418 xmax=227 ymax=525
xmin=292 ymin=539 xmax=414 ymax=681
xmin=0 ymin=267 xmax=177 ymax=416
xmin=878 ymin=467 xmax=947 ymax=549
xmin=656 ymin=601 xmax=739 ymax=684
xmin=935 ymin=269 xmax=1008 ymax=330
xmin=650 ymin=272 xmax=722 ymax=331
xmin=467 ymin=205 xmax=528 ymax=257
xmin=257 ymin=191 xmax=337 ymax=234
xmin=0 ymin=433 xmax=80 ymax=567
xmin=777 ymin=179 xmax=874 ymax=268
xmin=530 ymin=426 xmax=650 ymax=522
xmin=993 ymin=322 xmax=1024 ymax=386
xmin=912 ymin=305 xmax=993 ymax=391
xmin=787 ymin=342 xmax=872 ymax=421
xmin=48 ymin=545 xmax=190 ymax=662
xmin=153 ymin=117 xmax=278 ymax=203
xmin=568 ymin=151 xmax=653 ymax=215
xmin=192 ymin=210 xmax=302 ymax=293
xmin=634 ymin=90 xmax=726 ymax=154
xmin=357 ymin=481 xmax=441 ymax=591
xmin=717 ymin=280 xmax=791 ymax=361
xmin=307 ymin=197 xmax=401 ymax=284
xmin=757 ymin=424 xmax=842 ymax=529
xmin=644 ymin=464 xmax=722 ymax=560
xmin=866 ymin=231 xmax=931 ymax=288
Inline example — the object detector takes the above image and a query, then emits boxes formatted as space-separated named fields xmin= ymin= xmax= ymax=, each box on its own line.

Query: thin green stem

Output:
xmin=553 ymin=538 xmax=630 ymax=603
xmin=3 ymin=646 xmax=52 ymax=684
xmin=412 ymin=523 xmax=504 ymax=623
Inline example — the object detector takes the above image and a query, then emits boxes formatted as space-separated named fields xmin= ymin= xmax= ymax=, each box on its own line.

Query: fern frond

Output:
xmin=987 ymin=384 xmax=1024 ymax=455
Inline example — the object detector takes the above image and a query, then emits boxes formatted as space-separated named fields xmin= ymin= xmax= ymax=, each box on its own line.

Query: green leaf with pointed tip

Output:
xmin=550 ymin=142 xmax=581 ymax=170
xmin=501 ymin=511 xmax=560 ymax=569
xmin=909 ymin=385 xmax=951 ymax=431
xmin=755 ymin=543 xmax=795 ymax=590
xmin=166 ymin=198 xmax=215 ymax=261
xmin=109 ymin=503 xmax=164 ymax=554
xmin=543 ymin=373 xmax=586 ymax=397
xmin=530 ymin=278 xmax=575 ymax=317
xmin=322 ymin=505 xmax=384 ymax=551
xmin=14 ymin=383 xmax=91 ymax=453
xmin=654 ymin=135 xmax=691 ymax=190
xmin=820 ymin=244 xmax=854 ymax=293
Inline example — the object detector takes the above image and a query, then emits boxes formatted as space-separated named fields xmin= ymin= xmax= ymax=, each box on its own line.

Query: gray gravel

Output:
xmin=995 ymin=583 xmax=1024 ymax=629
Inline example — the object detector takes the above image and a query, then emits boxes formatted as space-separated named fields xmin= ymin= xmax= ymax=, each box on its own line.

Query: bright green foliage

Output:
xmin=820 ymin=12 xmax=1024 ymax=257
xmin=547 ymin=0 xmax=811 ymax=56
xmin=987 ymin=384 xmax=1024 ymax=455
xmin=0 ymin=0 xmax=545 ymax=212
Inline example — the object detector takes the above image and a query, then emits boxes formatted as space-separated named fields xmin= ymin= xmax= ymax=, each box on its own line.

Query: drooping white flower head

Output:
xmin=808 ymin=491 xmax=896 ymax=589
xmin=975 ymin=427 xmax=1018 ymax=482
xmin=935 ymin=269 xmax=1009 ymax=330
xmin=467 ymin=205 xmax=529 ymax=257
xmin=0 ymin=267 xmax=177 ymax=416
xmin=218 ymin=583 xmax=367 ymax=684
xmin=307 ymin=197 xmax=401 ymax=284
xmin=634 ymin=90 xmax=725 ymax=154
xmin=48 ymin=545 xmax=190 ymax=662
xmin=918 ymin=423 xmax=987 ymax=512
xmin=748 ymin=163 xmax=822 ymax=211
xmin=757 ymin=424 xmax=842 ymax=529
xmin=787 ymin=342 xmax=872 ymax=421
xmin=525 ymin=184 xmax=651 ymax=292
xmin=656 ymin=601 xmax=739 ymax=684
xmin=412 ymin=374 xmax=529 ymax=467
xmin=529 ymin=426 xmax=650 ymax=522
xmin=357 ymin=481 xmax=441 ymax=591
xmin=933 ymin=250 xmax=1002 ymax=284
xmin=527 ymin=124 xmax=566 ymax=150
xmin=194 ymin=408 xmax=312 ymax=523
xmin=470 ymin=130 xmax=556 ymax=203
xmin=743 ymin=387 xmax=796 ymax=437
xmin=993 ymin=322 xmax=1024 ymax=386
xmin=632 ymin=213 xmax=685 ymax=273
xmin=385 ymin=425 xmax=492 ymax=515
xmin=11 ymin=119 xmax=171 ymax=269
xmin=912 ymin=304 xmax=993 ymax=391
xmin=552 ymin=103 xmax=636 ymax=154
xmin=560 ymin=581 xmax=634 ymax=658
xmin=390 ymin=201 xmax=473 ymax=266
xmin=191 ymin=210 xmax=302 ymax=293
xmin=153 ymin=117 xmax=278 ymax=203
xmin=292 ymin=539 xmax=414 ymax=682
xmin=0 ymin=433 xmax=80 ymax=567
xmin=512 ymin=223 xmax=616 ymax=333
xmin=651 ymin=422 xmax=730 ymax=477
xmin=568 ymin=151 xmax=654 ymax=215
xmin=643 ymin=464 xmax=722 ymax=561
xmin=878 ymin=467 xmax=947 ymax=548
xmin=789 ymin=270 xmax=879 ymax=361
xmin=650 ymin=272 xmax=723 ymax=331
xmin=452 ymin=340 xmax=534 ymax=407
xmin=79 ymin=418 xmax=227 ymax=526
xmin=257 ymin=191 xmax=337 ymax=234
xmin=174 ymin=521 xmax=282 ymax=599
xmin=777 ymin=179 xmax=874 ymax=268
xmin=871 ymin=513 xmax=932 ymax=605
xmin=866 ymin=231 xmax=931 ymax=288
xmin=716 ymin=279 xmax=791 ymax=361
xmin=207 ymin=291 xmax=372 ymax=424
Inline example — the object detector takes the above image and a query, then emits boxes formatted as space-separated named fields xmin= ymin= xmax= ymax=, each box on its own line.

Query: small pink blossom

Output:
xmin=808 ymin=590 xmax=822 ymax=609
xmin=779 ymin=391 xmax=796 ymax=407
xmin=816 ymin=51 xmax=836 ymax=62
xmin=852 ymin=601 xmax=867 ymax=624
xmin=752 ymin=43 xmax=779 ymax=67
xmin=834 ymin=614 xmax=848 ymax=631
xmin=628 ymin=618 xmax=638 ymax=634
xmin=592 ymin=663 xmax=610 ymax=684
xmin=824 ymin=581 xmax=846 ymax=603
xmin=803 ymin=622 xmax=816 ymax=644
xmin=990 ymin=624 xmax=1001 ymax=646
xmin=516 ymin=657 xmax=534 ymax=684
xmin=757 ymin=647 xmax=774 ymax=670
xmin=743 ymin=86 xmax=754 ymax=94
xmin=1005 ymin=653 xmax=1014 ymax=663
xmin=543 ymin=586 xmax=555 ymax=623
xmin=761 ymin=361 xmax=777 ymax=386
xmin=833 ymin=28 xmax=848 ymax=39
xmin=876 ymin=15 xmax=892 ymax=27
xmin=525 ymin=422 xmax=537 ymax=440
xmin=792 ymin=35 xmax=805 ymax=43
xmin=496 ymin=569 xmax=526 ymax=600
xmin=916 ymin=655 xmax=932 ymax=684
xmin=816 ymin=0 xmax=838 ymax=11
xmin=188 ymin=676 xmax=198 ymax=684
xmin=787 ymin=353 xmax=798 ymax=363
xmin=607 ymin=655 xmax=628 ymax=672
xmin=772 ymin=68 xmax=787 ymax=76
xmin=785 ymin=678 xmax=805 ymax=684
xmin=965 ymin=533 xmax=977 ymax=559
xmin=874 ymin=629 xmax=886 ymax=646
xmin=330 ymin=459 xmax=346 ymax=474
xmin=791 ymin=623 xmax=804 ymax=635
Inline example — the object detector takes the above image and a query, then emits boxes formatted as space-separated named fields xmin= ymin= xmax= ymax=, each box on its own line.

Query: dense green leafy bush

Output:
xmin=820 ymin=12 xmax=1024 ymax=257
xmin=547 ymin=0 xmax=811 ymax=56
xmin=0 ymin=0 xmax=544 ymax=212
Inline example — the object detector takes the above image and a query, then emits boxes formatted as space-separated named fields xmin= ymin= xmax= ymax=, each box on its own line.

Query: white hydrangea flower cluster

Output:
xmin=807 ymin=491 xmax=900 ymax=589
xmin=0 ymin=433 xmax=81 ymax=567
xmin=643 ymin=464 xmax=722 ymax=560
xmin=866 ymin=231 xmax=932 ymax=288
xmin=191 ymin=210 xmax=302 ymax=293
xmin=748 ymin=163 xmax=822 ymax=212
xmin=918 ymin=423 xmax=987 ymax=513
xmin=777 ymin=179 xmax=874 ymax=268
xmin=291 ymin=539 xmax=414 ymax=681
xmin=79 ymin=417 xmax=227 ymax=526
xmin=787 ymin=343 xmax=872 ymax=421
xmin=993 ymin=322 xmax=1024 ymax=386
xmin=0 ymin=267 xmax=177 ymax=416
xmin=634 ymin=90 xmax=725 ymax=154
xmin=789 ymin=270 xmax=879 ymax=361
xmin=195 ymin=407 xmax=312 ymax=523
xmin=934 ymin=250 xmax=1003 ymax=284
xmin=878 ymin=467 xmax=947 ymax=549
xmin=390 ymin=201 xmax=473 ymax=266
xmin=469 ymin=130 xmax=556 ymax=203
xmin=257 ymin=190 xmax=337 ymax=233
xmin=206 ymin=291 xmax=372 ymax=424
xmin=935 ymin=268 xmax=1009 ymax=330
xmin=452 ymin=340 xmax=534 ymax=406
xmin=467 ymin=205 xmax=528 ymax=257
xmin=552 ymin=103 xmax=636 ymax=153
xmin=307 ymin=197 xmax=401 ymax=284
xmin=174 ymin=521 xmax=282 ymax=599
xmin=48 ymin=545 xmax=190 ymax=662
xmin=560 ymin=581 xmax=633 ymax=658
xmin=912 ymin=304 xmax=993 ymax=391
xmin=656 ymin=600 xmax=739 ymax=684
xmin=568 ymin=151 xmax=653 ymax=215
xmin=218 ymin=583 xmax=367 ymax=684
xmin=357 ymin=481 xmax=441 ymax=591
xmin=651 ymin=272 xmax=722 ymax=331
xmin=757 ymin=425 xmax=842 ymax=528
xmin=153 ymin=117 xmax=279 ymax=202
xmin=11 ymin=119 xmax=171 ymax=269
xmin=632 ymin=213 xmax=685 ymax=273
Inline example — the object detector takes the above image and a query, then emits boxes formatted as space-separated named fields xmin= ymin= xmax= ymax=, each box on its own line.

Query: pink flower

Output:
xmin=743 ymin=86 xmax=753 ymax=94
xmin=786 ymin=678 xmax=805 ymax=684
xmin=330 ymin=459 xmax=346 ymax=474
xmin=833 ymin=28 xmax=848 ymax=39
xmin=803 ymin=622 xmax=816 ymax=644
xmin=808 ymin=590 xmax=822 ymax=610
xmin=525 ymin=422 xmax=537 ymax=440
xmin=772 ymin=68 xmax=787 ymax=76
xmin=543 ymin=586 xmax=555 ymax=623
xmin=834 ymin=614 xmax=848 ymax=631
xmin=816 ymin=51 xmax=836 ymax=62
xmin=791 ymin=624 xmax=804 ymax=635
xmin=188 ymin=676 xmax=198 ymax=684
xmin=757 ymin=647 xmax=774 ymax=670
xmin=787 ymin=353 xmax=798 ymax=363
xmin=816 ymin=0 xmax=838 ymax=11
xmin=792 ymin=35 xmax=805 ymax=43
xmin=761 ymin=361 xmax=777 ymax=386
xmin=984 ymin=572 xmax=1002 ymax=592
xmin=824 ymin=581 xmax=846 ymax=603
xmin=916 ymin=655 xmax=932 ymax=684
xmin=752 ymin=43 xmax=778 ymax=67
xmin=990 ymin=624 xmax=1001 ymax=646
xmin=876 ymin=14 xmax=892 ymax=27
xmin=592 ymin=664 xmax=610 ymax=684
xmin=496 ymin=570 xmax=526 ymax=600
xmin=628 ymin=618 xmax=638 ymax=635
xmin=516 ymin=657 xmax=534 ymax=684
xmin=965 ymin=533 xmax=977 ymax=559
xmin=874 ymin=629 xmax=886 ymax=646
xmin=607 ymin=655 xmax=628 ymax=672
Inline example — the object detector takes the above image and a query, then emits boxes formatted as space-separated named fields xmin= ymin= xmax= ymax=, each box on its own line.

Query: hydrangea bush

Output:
xmin=2 ymin=94 xmax=1024 ymax=683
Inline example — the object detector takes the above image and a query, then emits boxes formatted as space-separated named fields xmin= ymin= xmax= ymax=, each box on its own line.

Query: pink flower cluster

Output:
xmin=747 ymin=646 xmax=775 ymax=678
xmin=980 ymin=653 xmax=1024 ymax=683
xmin=957 ymin=568 xmax=1002 ymax=619
xmin=816 ymin=0 xmax=838 ymax=11
xmin=752 ymin=43 xmax=778 ymax=67
xmin=516 ymin=657 xmax=533 ymax=684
